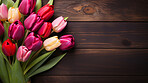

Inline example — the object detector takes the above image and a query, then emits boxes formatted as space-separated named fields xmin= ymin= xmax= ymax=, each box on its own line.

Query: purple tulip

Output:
xmin=8 ymin=20 xmax=24 ymax=40
xmin=16 ymin=46 xmax=32 ymax=62
xmin=24 ymin=12 xmax=44 ymax=32
xmin=24 ymin=32 xmax=42 ymax=51
xmin=52 ymin=16 xmax=67 ymax=33
xmin=0 ymin=21 xmax=4 ymax=36
xmin=19 ymin=0 xmax=36 ymax=15
xmin=59 ymin=35 xmax=75 ymax=51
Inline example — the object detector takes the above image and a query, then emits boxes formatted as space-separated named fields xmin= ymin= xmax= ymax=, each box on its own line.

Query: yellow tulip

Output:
xmin=43 ymin=36 xmax=61 ymax=51
xmin=8 ymin=7 xmax=21 ymax=23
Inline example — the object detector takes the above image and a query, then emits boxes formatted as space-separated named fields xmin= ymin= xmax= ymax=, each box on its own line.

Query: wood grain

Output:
xmin=33 ymin=49 xmax=148 ymax=76
xmin=45 ymin=0 xmax=148 ymax=21
xmin=57 ymin=22 xmax=148 ymax=49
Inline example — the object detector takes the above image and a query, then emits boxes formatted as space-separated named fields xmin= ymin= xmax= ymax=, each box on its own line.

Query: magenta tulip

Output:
xmin=38 ymin=22 xmax=52 ymax=38
xmin=19 ymin=0 xmax=36 ymax=15
xmin=59 ymin=35 xmax=75 ymax=51
xmin=0 ymin=3 xmax=8 ymax=21
xmin=0 ymin=21 xmax=4 ymax=36
xmin=24 ymin=12 xmax=44 ymax=32
xmin=24 ymin=32 xmax=42 ymax=51
xmin=8 ymin=20 xmax=24 ymax=40
xmin=16 ymin=46 xmax=32 ymax=62
xmin=52 ymin=16 xmax=67 ymax=33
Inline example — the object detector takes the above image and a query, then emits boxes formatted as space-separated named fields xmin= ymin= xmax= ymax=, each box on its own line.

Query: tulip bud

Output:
xmin=2 ymin=39 xmax=16 ymax=56
xmin=8 ymin=20 xmax=24 ymax=40
xmin=59 ymin=35 xmax=75 ymax=51
xmin=43 ymin=36 xmax=61 ymax=51
xmin=24 ymin=32 xmax=42 ymax=51
xmin=0 ymin=21 xmax=4 ymax=36
xmin=52 ymin=16 xmax=67 ymax=33
xmin=37 ymin=4 xmax=54 ymax=21
xmin=38 ymin=22 xmax=52 ymax=38
xmin=0 ymin=3 xmax=8 ymax=21
xmin=24 ymin=12 xmax=44 ymax=32
xmin=19 ymin=0 xmax=36 ymax=15
xmin=8 ymin=7 xmax=21 ymax=23
xmin=16 ymin=46 xmax=32 ymax=62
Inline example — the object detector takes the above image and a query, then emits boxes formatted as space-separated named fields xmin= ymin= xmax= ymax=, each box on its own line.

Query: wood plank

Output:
xmin=32 ymin=76 xmax=148 ymax=83
xmin=43 ymin=0 xmax=148 ymax=21
xmin=55 ymin=22 xmax=148 ymax=49
xmin=37 ymin=49 xmax=148 ymax=76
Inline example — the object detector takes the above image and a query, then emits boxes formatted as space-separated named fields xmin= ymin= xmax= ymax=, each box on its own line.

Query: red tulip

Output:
xmin=0 ymin=21 xmax=4 ymax=36
xmin=24 ymin=12 xmax=44 ymax=32
xmin=37 ymin=4 xmax=54 ymax=21
xmin=2 ymin=39 xmax=16 ymax=56
xmin=59 ymin=35 xmax=75 ymax=51
xmin=38 ymin=22 xmax=52 ymax=38
xmin=8 ymin=20 xmax=25 ymax=40
xmin=19 ymin=0 xmax=36 ymax=15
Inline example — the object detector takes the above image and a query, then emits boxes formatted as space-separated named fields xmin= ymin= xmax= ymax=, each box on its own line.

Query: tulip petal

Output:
xmin=24 ymin=36 xmax=35 ymax=50
xmin=31 ymin=19 xmax=44 ymax=32
xmin=12 ymin=25 xmax=24 ymax=40
xmin=19 ymin=0 xmax=30 ymax=15
xmin=31 ymin=41 xmax=42 ymax=51
xmin=23 ymin=50 xmax=31 ymax=62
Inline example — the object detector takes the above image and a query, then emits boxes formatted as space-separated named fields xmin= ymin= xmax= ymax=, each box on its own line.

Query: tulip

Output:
xmin=38 ymin=22 xmax=52 ymax=38
xmin=43 ymin=36 xmax=61 ymax=51
xmin=52 ymin=16 xmax=67 ymax=33
xmin=37 ymin=4 xmax=54 ymax=21
xmin=0 ymin=21 xmax=4 ymax=36
xmin=16 ymin=46 xmax=32 ymax=62
xmin=19 ymin=0 xmax=36 ymax=15
xmin=59 ymin=35 xmax=75 ymax=51
xmin=8 ymin=20 xmax=24 ymax=40
xmin=0 ymin=3 xmax=8 ymax=21
xmin=24 ymin=12 xmax=44 ymax=32
xmin=24 ymin=32 xmax=42 ymax=51
xmin=8 ymin=7 xmax=21 ymax=23
xmin=2 ymin=39 xmax=16 ymax=56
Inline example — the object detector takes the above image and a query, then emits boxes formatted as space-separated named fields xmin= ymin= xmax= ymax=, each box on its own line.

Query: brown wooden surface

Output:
xmin=31 ymin=0 xmax=148 ymax=83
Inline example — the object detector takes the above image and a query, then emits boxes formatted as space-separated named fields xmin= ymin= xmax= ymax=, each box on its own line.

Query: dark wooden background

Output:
xmin=32 ymin=0 xmax=148 ymax=83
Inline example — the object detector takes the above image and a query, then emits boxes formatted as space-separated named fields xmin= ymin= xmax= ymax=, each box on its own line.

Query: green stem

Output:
xmin=31 ymin=47 xmax=45 ymax=61
xmin=64 ymin=17 xmax=69 ymax=20
xmin=22 ymin=30 xmax=30 ymax=45
xmin=47 ymin=0 xmax=54 ymax=5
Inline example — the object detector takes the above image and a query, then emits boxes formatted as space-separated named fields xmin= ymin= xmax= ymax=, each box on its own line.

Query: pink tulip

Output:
xmin=38 ymin=22 xmax=52 ymax=38
xmin=52 ymin=16 xmax=67 ymax=33
xmin=19 ymin=0 xmax=36 ymax=15
xmin=8 ymin=20 xmax=24 ymax=40
xmin=24 ymin=32 xmax=42 ymax=51
xmin=59 ymin=35 xmax=75 ymax=51
xmin=0 ymin=21 xmax=4 ymax=36
xmin=0 ymin=3 xmax=8 ymax=21
xmin=17 ymin=46 xmax=32 ymax=62
xmin=24 ymin=12 xmax=44 ymax=32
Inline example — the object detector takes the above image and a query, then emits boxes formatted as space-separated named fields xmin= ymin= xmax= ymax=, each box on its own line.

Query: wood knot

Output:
xmin=122 ymin=39 xmax=131 ymax=46
xmin=83 ymin=6 xmax=96 ymax=15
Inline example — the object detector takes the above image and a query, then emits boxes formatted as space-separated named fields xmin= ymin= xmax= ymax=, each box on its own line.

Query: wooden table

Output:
xmin=21 ymin=0 xmax=148 ymax=82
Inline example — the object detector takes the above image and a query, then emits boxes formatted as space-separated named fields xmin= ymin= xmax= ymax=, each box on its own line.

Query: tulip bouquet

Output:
xmin=0 ymin=0 xmax=75 ymax=83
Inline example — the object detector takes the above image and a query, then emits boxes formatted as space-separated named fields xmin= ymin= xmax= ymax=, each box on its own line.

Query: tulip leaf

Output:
xmin=35 ymin=0 xmax=42 ymax=13
xmin=47 ymin=0 xmax=54 ymax=5
xmin=2 ymin=0 xmax=7 ymax=5
xmin=25 ymin=50 xmax=55 ymax=78
xmin=24 ymin=50 xmax=56 ymax=75
xmin=0 ymin=0 xmax=1 ymax=4
xmin=7 ymin=0 xmax=14 ymax=9
xmin=64 ymin=17 xmax=69 ymax=20
xmin=0 ymin=52 xmax=10 ymax=83
xmin=28 ymin=53 xmax=66 ymax=78
xmin=11 ymin=59 xmax=25 ymax=83
xmin=3 ymin=21 xmax=10 ymax=42
xmin=13 ymin=0 xmax=19 ymax=8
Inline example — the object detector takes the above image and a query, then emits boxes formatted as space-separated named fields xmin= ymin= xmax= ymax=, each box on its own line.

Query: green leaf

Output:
xmin=2 ymin=0 xmax=7 ymax=5
xmin=64 ymin=17 xmax=69 ymax=20
xmin=25 ymin=50 xmax=55 ymax=78
xmin=0 ymin=0 xmax=1 ymax=4
xmin=13 ymin=0 xmax=19 ymax=8
xmin=47 ymin=0 xmax=54 ymax=5
xmin=24 ymin=50 xmax=56 ymax=74
xmin=28 ymin=53 xmax=66 ymax=78
xmin=0 ymin=52 xmax=10 ymax=83
xmin=3 ymin=21 xmax=10 ymax=42
xmin=35 ymin=0 xmax=42 ymax=13
xmin=11 ymin=59 xmax=25 ymax=83
xmin=7 ymin=0 xmax=14 ymax=9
